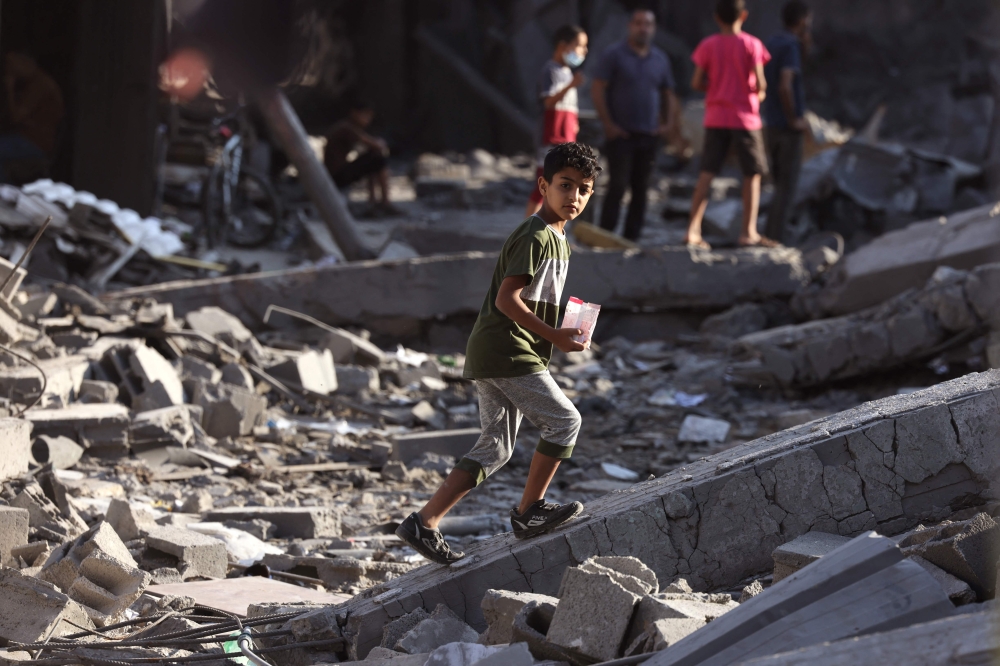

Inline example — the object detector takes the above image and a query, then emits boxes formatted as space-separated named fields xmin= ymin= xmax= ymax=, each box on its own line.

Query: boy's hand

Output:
xmin=552 ymin=327 xmax=587 ymax=353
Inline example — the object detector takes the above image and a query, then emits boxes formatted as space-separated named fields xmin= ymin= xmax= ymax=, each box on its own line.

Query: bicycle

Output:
xmin=200 ymin=105 xmax=283 ymax=249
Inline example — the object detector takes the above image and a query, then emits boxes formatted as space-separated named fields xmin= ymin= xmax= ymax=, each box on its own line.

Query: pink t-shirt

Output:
xmin=692 ymin=32 xmax=771 ymax=130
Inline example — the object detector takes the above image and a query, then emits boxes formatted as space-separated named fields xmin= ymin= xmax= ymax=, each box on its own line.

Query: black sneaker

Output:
xmin=510 ymin=499 xmax=584 ymax=539
xmin=395 ymin=512 xmax=466 ymax=565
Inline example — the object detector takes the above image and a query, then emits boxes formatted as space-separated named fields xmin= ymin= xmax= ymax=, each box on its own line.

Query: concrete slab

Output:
xmin=0 ymin=568 xmax=95 ymax=643
xmin=328 ymin=369 xmax=1000 ymax=660
xmin=145 ymin=526 xmax=228 ymax=579
xmin=25 ymin=404 xmax=130 ymax=458
xmin=204 ymin=506 xmax=341 ymax=538
xmin=772 ymin=532 xmax=851 ymax=582
xmin=0 ymin=418 xmax=31 ymax=481
xmin=391 ymin=428 xmax=481 ymax=464
xmin=148 ymin=577 xmax=351 ymax=616
xmin=108 ymin=247 xmax=810 ymax=335
xmin=0 ymin=507 xmax=29 ymax=566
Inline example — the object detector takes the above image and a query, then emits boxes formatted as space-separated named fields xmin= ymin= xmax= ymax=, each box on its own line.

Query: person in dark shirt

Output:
xmin=323 ymin=99 xmax=400 ymax=216
xmin=762 ymin=1 xmax=812 ymax=243
xmin=591 ymin=8 xmax=680 ymax=242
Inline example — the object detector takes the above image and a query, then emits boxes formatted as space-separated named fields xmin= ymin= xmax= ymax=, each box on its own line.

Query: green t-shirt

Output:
xmin=464 ymin=216 xmax=571 ymax=379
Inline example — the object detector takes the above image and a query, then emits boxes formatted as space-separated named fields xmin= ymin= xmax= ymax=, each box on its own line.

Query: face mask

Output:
xmin=564 ymin=51 xmax=585 ymax=68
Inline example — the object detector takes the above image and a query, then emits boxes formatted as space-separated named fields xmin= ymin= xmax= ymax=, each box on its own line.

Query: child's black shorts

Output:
xmin=700 ymin=127 xmax=769 ymax=177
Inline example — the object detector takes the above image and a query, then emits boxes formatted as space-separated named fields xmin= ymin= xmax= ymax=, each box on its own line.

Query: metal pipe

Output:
xmin=252 ymin=87 xmax=374 ymax=261
xmin=0 ymin=215 xmax=51 ymax=299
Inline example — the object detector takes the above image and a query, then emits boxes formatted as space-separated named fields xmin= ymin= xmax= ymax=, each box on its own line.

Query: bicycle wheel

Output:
xmin=203 ymin=165 xmax=282 ymax=248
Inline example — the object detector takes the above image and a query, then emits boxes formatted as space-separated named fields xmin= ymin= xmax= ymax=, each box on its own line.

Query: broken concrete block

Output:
xmin=588 ymin=556 xmax=659 ymax=593
xmin=130 ymin=405 xmax=194 ymax=452
xmin=204 ymin=506 xmax=341 ymax=538
xmin=26 ymin=403 xmax=130 ymax=458
xmin=180 ymin=490 xmax=213 ymax=514
xmin=380 ymin=460 xmax=409 ymax=482
xmin=335 ymin=364 xmax=380 ymax=395
xmin=395 ymin=604 xmax=479 ymax=654
xmin=0 ymin=418 xmax=32 ymax=481
xmin=677 ymin=415 xmax=730 ymax=444
xmin=909 ymin=555 xmax=976 ymax=605
xmin=390 ymin=428 xmax=480 ymax=464
xmin=267 ymin=349 xmax=337 ymax=395
xmin=320 ymin=327 xmax=386 ymax=366
xmin=0 ymin=506 xmax=29 ymax=566
xmin=644 ymin=532 xmax=954 ymax=666
xmin=222 ymin=519 xmax=275 ymax=540
xmin=178 ymin=356 xmax=221 ymax=386
xmin=422 ymin=642 xmax=504 ymax=666
xmin=15 ymin=292 xmax=57 ymax=319
xmin=739 ymin=580 xmax=765 ymax=603
xmin=11 ymin=481 xmax=87 ymax=538
xmin=219 ymin=362 xmax=254 ymax=390
xmin=700 ymin=303 xmax=768 ymax=339
xmin=377 ymin=609 xmax=429 ymax=652
xmin=185 ymin=306 xmax=256 ymax=350
xmin=31 ymin=435 xmax=84 ymax=470
xmin=145 ymin=526 xmax=228 ymax=579
xmin=576 ymin=559 xmax=655 ymax=597
xmin=916 ymin=512 xmax=1000 ymax=599
xmin=547 ymin=565 xmax=642 ymax=662
xmin=130 ymin=345 xmax=183 ymax=406
xmin=10 ymin=541 xmax=49 ymax=568
xmin=481 ymin=589 xmax=558 ymax=645
xmin=509 ymin=599 xmax=580 ymax=664
xmin=411 ymin=400 xmax=445 ymax=429
xmin=647 ymin=617 xmax=708 ymax=652
xmin=464 ymin=642 xmax=534 ymax=666
xmin=69 ymin=550 xmax=152 ymax=625
xmin=624 ymin=591 xmax=738 ymax=651
xmin=772 ymin=531 xmax=851 ymax=582
xmin=192 ymin=380 xmax=267 ymax=438
xmin=0 ymin=568 xmax=95 ymax=643
xmin=105 ymin=499 xmax=158 ymax=542
xmin=40 ymin=521 xmax=138 ymax=593
xmin=78 ymin=379 xmax=118 ymax=404
xmin=0 ymin=355 xmax=88 ymax=407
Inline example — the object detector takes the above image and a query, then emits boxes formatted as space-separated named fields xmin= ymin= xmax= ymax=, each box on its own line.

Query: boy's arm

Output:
xmin=779 ymin=68 xmax=807 ymax=131
xmin=755 ymin=63 xmax=767 ymax=102
xmin=591 ymin=79 xmax=628 ymax=140
xmin=690 ymin=66 xmax=706 ymax=92
xmin=495 ymin=275 xmax=586 ymax=353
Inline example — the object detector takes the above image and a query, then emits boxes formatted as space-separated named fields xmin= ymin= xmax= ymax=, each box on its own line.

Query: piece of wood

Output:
xmin=148 ymin=577 xmax=352 ymax=616
xmin=572 ymin=221 xmax=639 ymax=250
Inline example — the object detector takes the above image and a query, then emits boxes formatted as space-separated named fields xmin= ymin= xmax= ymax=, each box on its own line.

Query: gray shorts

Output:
xmin=455 ymin=371 xmax=582 ymax=486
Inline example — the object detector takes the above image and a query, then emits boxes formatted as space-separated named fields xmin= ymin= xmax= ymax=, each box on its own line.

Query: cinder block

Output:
xmin=547 ymin=566 xmax=642 ymax=662
xmin=772 ymin=531 xmax=851 ymax=582
xmin=205 ymin=506 xmax=341 ymax=538
xmin=145 ymin=526 xmax=228 ymax=579
xmin=390 ymin=428 xmax=481 ymax=464
xmin=0 ymin=568 xmax=95 ymax=643
xmin=26 ymin=404 xmax=130 ymax=458
xmin=0 ymin=418 xmax=32 ymax=481
xmin=481 ymin=589 xmax=557 ymax=645
xmin=192 ymin=380 xmax=267 ymax=438
xmin=130 ymin=405 xmax=194 ymax=452
xmin=69 ymin=551 xmax=152 ymax=626
xmin=105 ymin=499 xmax=158 ymax=542
xmin=0 ymin=507 xmax=29 ymax=566
xmin=130 ymin=345 xmax=184 ymax=406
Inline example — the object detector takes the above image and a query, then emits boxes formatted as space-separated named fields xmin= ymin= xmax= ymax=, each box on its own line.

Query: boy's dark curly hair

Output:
xmin=542 ymin=142 xmax=602 ymax=183
xmin=715 ymin=0 xmax=746 ymax=24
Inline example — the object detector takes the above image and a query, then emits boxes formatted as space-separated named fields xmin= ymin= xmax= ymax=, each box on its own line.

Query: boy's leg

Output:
xmin=493 ymin=372 xmax=584 ymax=538
xmin=735 ymin=129 xmax=773 ymax=246
xmin=685 ymin=129 xmax=729 ymax=249
xmin=598 ymin=137 xmax=632 ymax=234
xmin=739 ymin=174 xmax=763 ymax=245
xmin=399 ymin=379 xmax=519 ymax=564
xmin=622 ymin=134 xmax=658 ymax=241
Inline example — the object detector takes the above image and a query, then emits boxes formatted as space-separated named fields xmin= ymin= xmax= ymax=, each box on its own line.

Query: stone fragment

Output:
xmin=772 ymin=531 xmax=851 ymax=582
xmin=510 ymin=599 xmax=580 ymax=664
xmin=145 ymin=527 xmax=228 ymax=579
xmin=105 ymin=499 xmax=158 ymax=542
xmin=129 ymin=345 xmax=184 ymax=406
xmin=915 ymin=512 xmax=1000 ymax=599
xmin=69 ymin=550 xmax=152 ymax=625
xmin=463 ymin=642 xmax=534 ymax=666
xmin=204 ymin=506 xmax=341 ymax=538
xmin=192 ymin=380 xmax=267 ymax=438
xmin=219 ymin=362 xmax=254 ymax=390
xmin=31 ymin=435 xmax=84 ymax=469
xmin=178 ymin=356 xmax=221 ymax=387
xmin=644 ymin=532 xmax=954 ymax=666
xmin=15 ymin=292 xmax=57 ymax=319
xmin=576 ymin=560 xmax=654 ymax=597
xmin=380 ymin=607 xmax=430 ymax=650
xmin=677 ymin=415 xmax=730 ymax=444
xmin=739 ymin=580 xmax=765 ymax=603
xmin=0 ymin=356 xmax=88 ymax=407
xmin=700 ymin=303 xmax=768 ymax=339
xmin=0 ymin=418 xmax=32 ymax=481
xmin=130 ymin=405 xmax=194 ymax=452
xmin=267 ymin=349 xmax=337 ymax=395
xmin=395 ymin=604 xmax=479 ymax=654
xmin=0 ymin=506 xmax=29 ymax=566
xmin=0 ymin=568 xmax=95 ymax=643
xmin=40 ymin=522 xmax=137 ymax=591
xmin=588 ymin=555 xmax=659 ymax=593
xmin=26 ymin=404 xmax=130 ymax=458
xmin=423 ymin=642 xmax=504 ymax=666
xmin=390 ymin=428 xmax=481 ymax=464
xmin=547 ymin=565 xmax=642 ymax=662
xmin=222 ymin=519 xmax=275 ymax=540
xmin=380 ymin=460 xmax=409 ymax=482
xmin=624 ymin=591 xmax=739 ymax=651
xmin=11 ymin=481 xmax=87 ymax=537
xmin=320 ymin=327 xmax=386 ymax=366
xmin=185 ymin=306 xmax=256 ymax=350
xmin=411 ymin=400 xmax=445 ymax=429
xmin=909 ymin=555 xmax=976 ymax=605
xmin=180 ymin=490 xmax=213 ymax=514
xmin=335 ymin=364 xmax=380 ymax=395
xmin=481 ymin=589 xmax=558 ymax=645
xmin=647 ymin=617 xmax=708 ymax=652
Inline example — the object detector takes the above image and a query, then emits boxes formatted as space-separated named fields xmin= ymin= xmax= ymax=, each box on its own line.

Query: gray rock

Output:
xmin=481 ymin=589 xmax=557 ymax=645
xmin=547 ymin=565 xmax=642 ymax=661
xmin=394 ymin=605 xmax=479 ymax=655
xmin=677 ymin=415 xmax=730 ymax=444
xmin=772 ymin=531 xmax=851 ymax=582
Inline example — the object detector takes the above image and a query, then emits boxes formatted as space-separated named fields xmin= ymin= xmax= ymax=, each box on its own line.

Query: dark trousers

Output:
xmin=599 ymin=134 xmax=658 ymax=241
xmin=764 ymin=127 xmax=804 ymax=242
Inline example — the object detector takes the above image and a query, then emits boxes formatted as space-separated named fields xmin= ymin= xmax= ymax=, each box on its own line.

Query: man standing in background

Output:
xmin=591 ymin=7 xmax=680 ymax=242
xmin=762 ymin=1 xmax=812 ymax=244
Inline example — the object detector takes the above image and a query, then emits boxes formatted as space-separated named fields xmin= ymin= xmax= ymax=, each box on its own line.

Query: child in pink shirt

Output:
xmin=684 ymin=0 xmax=774 ymax=250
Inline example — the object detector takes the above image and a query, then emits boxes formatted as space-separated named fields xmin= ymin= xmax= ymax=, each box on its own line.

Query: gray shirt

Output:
xmin=592 ymin=41 xmax=675 ymax=135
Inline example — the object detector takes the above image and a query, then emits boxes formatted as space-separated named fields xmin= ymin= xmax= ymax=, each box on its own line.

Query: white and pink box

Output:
xmin=561 ymin=296 xmax=601 ymax=344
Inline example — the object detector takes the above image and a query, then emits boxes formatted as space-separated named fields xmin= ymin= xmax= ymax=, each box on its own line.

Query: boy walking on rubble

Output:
xmin=684 ymin=0 xmax=774 ymax=250
xmin=397 ymin=143 xmax=601 ymax=564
